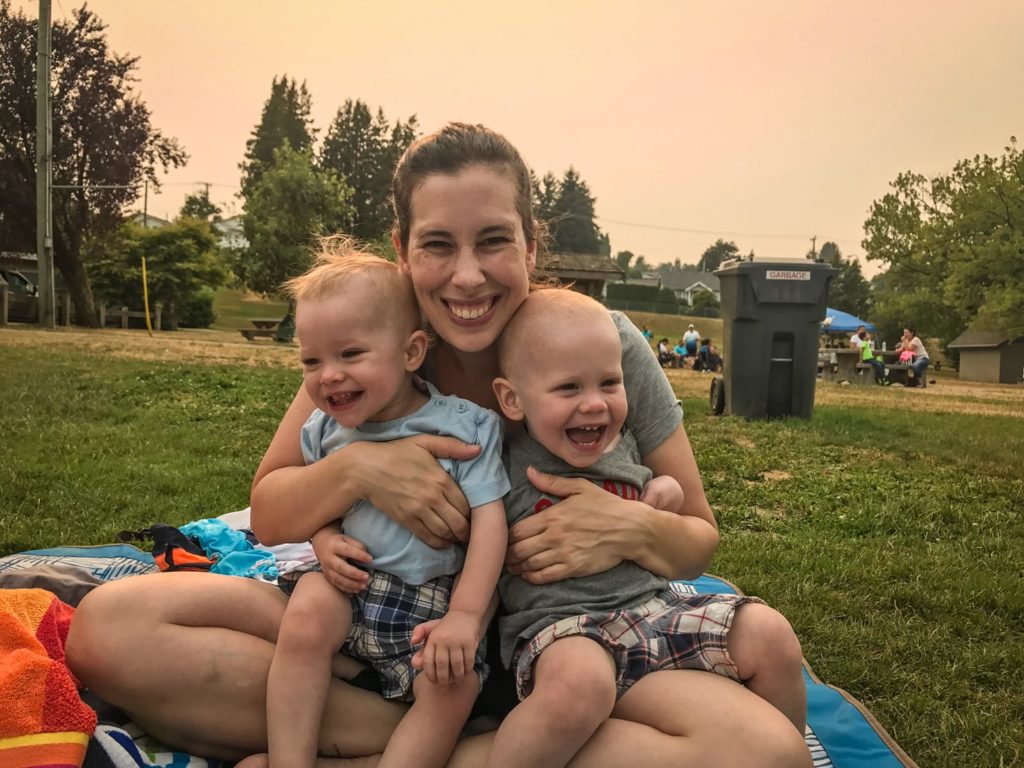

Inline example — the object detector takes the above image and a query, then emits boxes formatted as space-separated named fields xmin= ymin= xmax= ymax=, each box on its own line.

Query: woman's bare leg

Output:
xmin=66 ymin=572 xmax=405 ymax=760
xmin=442 ymin=669 xmax=810 ymax=768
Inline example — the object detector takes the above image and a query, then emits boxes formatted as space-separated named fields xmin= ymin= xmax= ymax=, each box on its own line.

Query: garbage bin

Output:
xmin=714 ymin=256 xmax=835 ymax=419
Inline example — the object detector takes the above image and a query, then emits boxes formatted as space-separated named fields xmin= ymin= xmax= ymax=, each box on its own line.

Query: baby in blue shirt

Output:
xmin=243 ymin=245 xmax=508 ymax=768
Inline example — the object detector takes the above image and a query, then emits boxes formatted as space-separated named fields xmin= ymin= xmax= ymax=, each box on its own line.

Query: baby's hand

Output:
xmin=311 ymin=529 xmax=372 ymax=594
xmin=640 ymin=475 xmax=685 ymax=514
xmin=414 ymin=610 xmax=480 ymax=686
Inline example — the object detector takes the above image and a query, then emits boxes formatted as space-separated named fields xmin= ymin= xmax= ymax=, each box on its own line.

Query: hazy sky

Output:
xmin=22 ymin=0 xmax=1024 ymax=274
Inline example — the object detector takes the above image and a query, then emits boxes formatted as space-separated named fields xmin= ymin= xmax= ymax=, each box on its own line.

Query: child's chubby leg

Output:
xmin=375 ymin=668 xmax=479 ymax=768
xmin=264 ymin=572 xmax=355 ymax=768
xmin=727 ymin=602 xmax=806 ymax=733
xmin=485 ymin=637 xmax=617 ymax=768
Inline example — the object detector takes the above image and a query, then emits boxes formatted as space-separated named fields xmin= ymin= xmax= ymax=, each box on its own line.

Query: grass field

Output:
xmin=2 ymin=318 xmax=1023 ymax=767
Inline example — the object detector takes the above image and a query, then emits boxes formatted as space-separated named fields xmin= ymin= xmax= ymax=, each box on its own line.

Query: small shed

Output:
xmin=947 ymin=330 xmax=1024 ymax=384
xmin=538 ymin=252 xmax=625 ymax=298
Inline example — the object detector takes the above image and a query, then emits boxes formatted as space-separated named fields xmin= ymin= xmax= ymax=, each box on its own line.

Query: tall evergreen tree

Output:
xmin=240 ymin=76 xmax=315 ymax=200
xmin=319 ymin=100 xmax=418 ymax=241
xmin=549 ymin=167 xmax=605 ymax=254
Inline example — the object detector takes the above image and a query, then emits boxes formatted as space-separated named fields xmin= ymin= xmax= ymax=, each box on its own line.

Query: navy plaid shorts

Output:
xmin=513 ymin=589 xmax=761 ymax=700
xmin=280 ymin=566 xmax=487 ymax=701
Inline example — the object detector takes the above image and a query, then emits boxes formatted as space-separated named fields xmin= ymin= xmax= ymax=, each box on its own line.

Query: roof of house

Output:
xmin=129 ymin=212 xmax=172 ymax=228
xmin=620 ymin=276 xmax=662 ymax=288
xmin=947 ymin=329 xmax=1022 ymax=349
xmin=539 ymin=252 xmax=625 ymax=281
xmin=659 ymin=266 xmax=720 ymax=292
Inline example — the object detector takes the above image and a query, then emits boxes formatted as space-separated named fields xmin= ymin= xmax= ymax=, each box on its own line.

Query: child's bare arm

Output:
xmin=640 ymin=474 xmax=685 ymax=515
xmin=419 ymin=500 xmax=507 ymax=685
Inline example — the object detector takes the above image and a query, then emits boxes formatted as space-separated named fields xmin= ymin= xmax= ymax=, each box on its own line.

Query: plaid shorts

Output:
xmin=512 ymin=589 xmax=761 ymax=700
xmin=280 ymin=566 xmax=487 ymax=701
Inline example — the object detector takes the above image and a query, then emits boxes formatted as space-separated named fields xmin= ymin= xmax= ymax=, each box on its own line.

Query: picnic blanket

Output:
xmin=0 ymin=588 xmax=97 ymax=768
xmin=0 ymin=540 xmax=919 ymax=768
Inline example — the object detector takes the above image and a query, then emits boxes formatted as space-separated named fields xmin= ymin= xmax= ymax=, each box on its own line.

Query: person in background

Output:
xmin=673 ymin=338 xmax=690 ymax=368
xmin=641 ymin=325 xmax=653 ymax=343
xmin=898 ymin=326 xmax=930 ymax=387
xmin=695 ymin=339 xmax=722 ymax=373
xmin=849 ymin=325 xmax=866 ymax=349
xmin=683 ymin=324 xmax=701 ymax=358
xmin=657 ymin=338 xmax=678 ymax=368
xmin=857 ymin=330 xmax=888 ymax=385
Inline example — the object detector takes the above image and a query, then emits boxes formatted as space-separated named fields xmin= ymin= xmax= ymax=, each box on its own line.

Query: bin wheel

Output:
xmin=710 ymin=376 xmax=726 ymax=416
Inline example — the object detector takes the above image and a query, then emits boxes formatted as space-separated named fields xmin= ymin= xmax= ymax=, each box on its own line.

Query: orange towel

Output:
xmin=0 ymin=589 xmax=96 ymax=768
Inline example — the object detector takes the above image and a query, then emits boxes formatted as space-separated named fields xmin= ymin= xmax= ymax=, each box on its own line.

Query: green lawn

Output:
xmin=1 ymin=327 xmax=1022 ymax=767
xmin=211 ymin=287 xmax=289 ymax=331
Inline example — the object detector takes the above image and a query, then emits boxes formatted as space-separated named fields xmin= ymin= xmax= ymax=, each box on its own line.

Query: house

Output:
xmin=129 ymin=212 xmax=172 ymax=229
xmin=213 ymin=215 xmax=248 ymax=250
xmin=659 ymin=266 xmax=721 ymax=304
xmin=538 ymin=252 xmax=625 ymax=298
xmin=947 ymin=330 xmax=1024 ymax=384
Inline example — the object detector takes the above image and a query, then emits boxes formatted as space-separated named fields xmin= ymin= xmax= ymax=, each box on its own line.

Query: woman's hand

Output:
xmin=506 ymin=466 xmax=643 ymax=584
xmin=353 ymin=435 xmax=481 ymax=548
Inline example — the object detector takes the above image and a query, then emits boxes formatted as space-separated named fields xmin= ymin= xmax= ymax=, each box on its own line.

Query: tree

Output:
xmin=862 ymin=137 xmax=1024 ymax=344
xmin=691 ymin=288 xmax=720 ymax=316
xmin=240 ymin=145 xmax=353 ymax=300
xmin=697 ymin=239 xmax=740 ymax=272
xmin=179 ymin=187 xmax=221 ymax=222
xmin=614 ymin=250 xmax=634 ymax=272
xmin=319 ymin=100 xmax=418 ymax=241
xmin=87 ymin=219 xmax=226 ymax=327
xmin=0 ymin=1 xmax=186 ymax=325
xmin=240 ymin=76 xmax=314 ymax=200
xmin=542 ymin=167 xmax=609 ymax=255
xmin=817 ymin=241 xmax=872 ymax=318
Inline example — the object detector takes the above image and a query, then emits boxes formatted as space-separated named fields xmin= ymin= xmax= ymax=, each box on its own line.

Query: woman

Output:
xmin=67 ymin=124 xmax=809 ymax=767
xmin=898 ymin=326 xmax=930 ymax=387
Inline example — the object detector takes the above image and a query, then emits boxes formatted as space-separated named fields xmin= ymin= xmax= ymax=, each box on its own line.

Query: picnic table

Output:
xmin=240 ymin=318 xmax=281 ymax=341
xmin=832 ymin=348 xmax=862 ymax=383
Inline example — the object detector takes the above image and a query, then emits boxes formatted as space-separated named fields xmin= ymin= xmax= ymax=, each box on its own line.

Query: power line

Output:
xmin=595 ymin=215 xmax=863 ymax=245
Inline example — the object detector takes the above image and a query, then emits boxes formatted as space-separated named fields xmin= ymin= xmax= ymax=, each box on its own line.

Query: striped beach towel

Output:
xmin=0 ymin=588 xmax=97 ymax=768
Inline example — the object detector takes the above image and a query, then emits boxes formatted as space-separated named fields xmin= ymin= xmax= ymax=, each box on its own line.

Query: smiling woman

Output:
xmin=67 ymin=124 xmax=811 ymax=768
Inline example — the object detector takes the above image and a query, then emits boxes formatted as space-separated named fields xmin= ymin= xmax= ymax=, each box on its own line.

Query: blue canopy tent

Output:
xmin=820 ymin=307 xmax=876 ymax=335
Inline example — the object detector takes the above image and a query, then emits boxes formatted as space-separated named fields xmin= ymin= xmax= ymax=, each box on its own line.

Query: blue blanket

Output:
xmin=0 ymin=547 xmax=918 ymax=768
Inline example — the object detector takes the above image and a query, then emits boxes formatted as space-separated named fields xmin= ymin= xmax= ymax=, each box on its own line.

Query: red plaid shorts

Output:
xmin=513 ymin=589 xmax=762 ymax=699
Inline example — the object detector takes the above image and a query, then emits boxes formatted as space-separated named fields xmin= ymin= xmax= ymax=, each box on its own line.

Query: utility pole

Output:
xmin=35 ymin=0 xmax=55 ymax=329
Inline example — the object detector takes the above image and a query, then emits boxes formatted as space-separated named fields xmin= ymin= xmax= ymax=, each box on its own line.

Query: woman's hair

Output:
xmin=904 ymin=326 xmax=916 ymax=336
xmin=391 ymin=123 xmax=538 ymax=251
xmin=283 ymin=236 xmax=420 ymax=334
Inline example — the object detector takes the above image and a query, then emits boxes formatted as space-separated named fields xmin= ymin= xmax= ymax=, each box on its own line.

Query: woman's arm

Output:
xmin=250 ymin=386 xmax=481 ymax=547
xmin=506 ymin=424 xmax=718 ymax=584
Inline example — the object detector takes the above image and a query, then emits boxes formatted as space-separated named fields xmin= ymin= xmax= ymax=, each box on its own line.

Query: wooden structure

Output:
xmin=947 ymin=330 xmax=1024 ymax=384
xmin=538 ymin=252 xmax=625 ymax=298
xmin=240 ymin=318 xmax=281 ymax=341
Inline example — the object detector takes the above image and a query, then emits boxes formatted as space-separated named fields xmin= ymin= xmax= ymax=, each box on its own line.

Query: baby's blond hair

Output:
xmin=283 ymin=237 xmax=420 ymax=335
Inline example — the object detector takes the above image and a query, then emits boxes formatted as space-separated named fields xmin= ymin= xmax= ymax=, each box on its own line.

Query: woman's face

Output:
xmin=398 ymin=165 xmax=536 ymax=354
